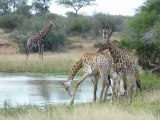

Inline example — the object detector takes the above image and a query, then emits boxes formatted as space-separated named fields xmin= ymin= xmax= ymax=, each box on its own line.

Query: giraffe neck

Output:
xmin=67 ymin=58 xmax=83 ymax=82
xmin=38 ymin=22 xmax=53 ymax=38
xmin=108 ymin=41 xmax=123 ymax=63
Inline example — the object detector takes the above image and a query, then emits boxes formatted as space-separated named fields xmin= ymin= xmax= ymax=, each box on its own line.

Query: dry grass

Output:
xmin=0 ymin=45 xmax=18 ymax=55
xmin=0 ymin=100 xmax=159 ymax=120
xmin=0 ymin=49 xmax=93 ymax=73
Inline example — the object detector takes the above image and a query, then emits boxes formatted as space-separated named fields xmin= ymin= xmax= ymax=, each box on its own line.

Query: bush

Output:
xmin=45 ymin=31 xmax=67 ymax=51
xmin=10 ymin=14 xmax=68 ymax=53
xmin=67 ymin=16 xmax=95 ymax=35
xmin=122 ymin=0 xmax=160 ymax=69
xmin=0 ymin=14 xmax=23 ymax=31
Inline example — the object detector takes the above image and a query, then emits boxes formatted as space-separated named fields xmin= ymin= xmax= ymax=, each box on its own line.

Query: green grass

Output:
xmin=141 ymin=72 xmax=160 ymax=90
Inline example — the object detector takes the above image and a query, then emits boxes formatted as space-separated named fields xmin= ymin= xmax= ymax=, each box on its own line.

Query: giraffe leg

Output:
xmin=126 ymin=74 xmax=134 ymax=105
xmin=93 ymin=74 xmax=99 ymax=102
xmin=41 ymin=44 xmax=44 ymax=60
xmin=123 ymin=75 xmax=128 ymax=99
xmin=103 ymin=79 xmax=110 ymax=101
xmin=38 ymin=44 xmax=43 ymax=60
xmin=38 ymin=45 xmax=41 ymax=60
xmin=133 ymin=80 xmax=138 ymax=97
xmin=26 ymin=48 xmax=29 ymax=60
xmin=127 ymin=82 xmax=134 ymax=105
xmin=112 ymin=72 xmax=119 ymax=99
xmin=117 ymin=78 xmax=121 ymax=97
xmin=136 ymin=79 xmax=143 ymax=100
xmin=100 ymin=78 xmax=106 ymax=101
xmin=70 ymin=73 xmax=89 ymax=104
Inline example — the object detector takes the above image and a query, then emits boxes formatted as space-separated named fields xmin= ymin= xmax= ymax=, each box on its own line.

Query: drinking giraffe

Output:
xmin=62 ymin=51 xmax=113 ymax=104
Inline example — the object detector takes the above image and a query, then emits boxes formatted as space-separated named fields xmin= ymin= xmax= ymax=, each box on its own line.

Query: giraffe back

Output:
xmin=67 ymin=51 xmax=113 ymax=81
xmin=81 ymin=51 xmax=113 ymax=76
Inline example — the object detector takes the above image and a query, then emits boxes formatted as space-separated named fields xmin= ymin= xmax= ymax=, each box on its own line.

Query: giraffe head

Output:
xmin=100 ymin=27 xmax=112 ymax=42
xmin=97 ymin=27 xmax=113 ymax=52
xmin=62 ymin=79 xmax=72 ymax=97
xmin=49 ymin=19 xmax=55 ymax=26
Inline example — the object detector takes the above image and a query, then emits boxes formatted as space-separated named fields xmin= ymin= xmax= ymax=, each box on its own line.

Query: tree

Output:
xmin=0 ymin=0 xmax=12 ymax=14
xmin=15 ymin=5 xmax=32 ymax=17
xmin=32 ymin=0 xmax=51 ymax=14
xmin=56 ymin=0 xmax=96 ymax=17
xmin=123 ymin=0 xmax=160 ymax=69
xmin=0 ymin=0 xmax=28 ymax=15
xmin=11 ymin=0 xmax=27 ymax=12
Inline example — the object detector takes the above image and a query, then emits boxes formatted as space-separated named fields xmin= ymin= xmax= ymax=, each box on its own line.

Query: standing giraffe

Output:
xmin=26 ymin=20 xmax=54 ymax=60
xmin=97 ymin=28 xmax=142 ymax=104
xmin=62 ymin=51 xmax=113 ymax=104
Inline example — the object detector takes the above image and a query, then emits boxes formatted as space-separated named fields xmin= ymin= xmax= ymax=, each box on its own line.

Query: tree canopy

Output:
xmin=56 ymin=0 xmax=96 ymax=16
xmin=123 ymin=0 xmax=160 ymax=68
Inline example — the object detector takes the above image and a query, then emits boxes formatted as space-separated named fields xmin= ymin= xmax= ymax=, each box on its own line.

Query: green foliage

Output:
xmin=0 ymin=0 xmax=127 ymax=53
xmin=67 ymin=16 xmax=94 ymax=34
xmin=123 ymin=0 xmax=160 ymax=68
xmin=0 ymin=14 xmax=23 ymax=31
xmin=94 ymin=13 xmax=125 ymax=31
xmin=32 ymin=0 xmax=51 ymax=14
xmin=0 ymin=0 xmax=28 ymax=15
xmin=0 ymin=0 xmax=12 ymax=14
xmin=15 ymin=5 xmax=32 ymax=18
xmin=9 ymin=13 xmax=67 ymax=52
xmin=45 ymin=31 xmax=67 ymax=51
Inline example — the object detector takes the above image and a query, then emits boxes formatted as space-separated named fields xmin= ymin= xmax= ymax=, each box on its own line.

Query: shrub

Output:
xmin=0 ymin=14 xmax=23 ymax=31
xmin=45 ymin=31 xmax=67 ymax=51
xmin=10 ymin=14 xmax=68 ymax=53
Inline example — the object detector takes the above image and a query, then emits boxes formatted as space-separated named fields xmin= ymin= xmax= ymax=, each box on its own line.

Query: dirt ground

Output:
xmin=0 ymin=30 xmax=18 ymax=55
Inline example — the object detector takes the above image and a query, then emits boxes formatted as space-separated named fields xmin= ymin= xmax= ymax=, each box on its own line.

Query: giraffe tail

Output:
xmin=136 ymin=79 xmax=142 ymax=91
xmin=108 ymin=75 xmax=111 ymax=86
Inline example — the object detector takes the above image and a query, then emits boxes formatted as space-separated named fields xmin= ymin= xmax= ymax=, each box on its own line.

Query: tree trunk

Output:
xmin=75 ymin=10 xmax=78 ymax=17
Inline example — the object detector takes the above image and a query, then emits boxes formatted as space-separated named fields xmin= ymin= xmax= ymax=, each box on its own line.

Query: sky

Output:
xmin=49 ymin=0 xmax=145 ymax=16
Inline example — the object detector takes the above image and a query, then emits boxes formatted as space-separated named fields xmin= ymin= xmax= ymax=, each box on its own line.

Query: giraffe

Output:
xmin=26 ymin=20 xmax=54 ymax=60
xmin=62 ymin=51 xmax=113 ymax=104
xmin=97 ymin=28 xmax=142 ymax=104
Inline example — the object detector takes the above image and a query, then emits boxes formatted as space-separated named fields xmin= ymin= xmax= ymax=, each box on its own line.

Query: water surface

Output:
xmin=0 ymin=73 xmax=109 ymax=107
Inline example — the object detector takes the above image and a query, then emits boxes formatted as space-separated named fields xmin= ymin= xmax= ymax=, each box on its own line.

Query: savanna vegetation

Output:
xmin=122 ymin=0 xmax=160 ymax=70
xmin=0 ymin=73 xmax=160 ymax=120
xmin=0 ymin=0 xmax=159 ymax=120
xmin=0 ymin=0 xmax=159 ymax=71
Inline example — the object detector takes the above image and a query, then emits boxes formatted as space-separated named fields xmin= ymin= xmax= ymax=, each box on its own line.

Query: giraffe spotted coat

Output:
xmin=62 ymin=51 xmax=113 ymax=104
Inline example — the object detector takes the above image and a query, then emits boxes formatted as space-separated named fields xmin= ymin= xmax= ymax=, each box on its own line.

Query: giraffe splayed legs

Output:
xmin=62 ymin=51 xmax=113 ymax=104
